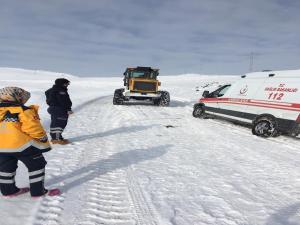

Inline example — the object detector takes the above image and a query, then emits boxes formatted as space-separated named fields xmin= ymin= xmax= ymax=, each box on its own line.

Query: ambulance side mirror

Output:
xmin=202 ymin=90 xmax=209 ymax=98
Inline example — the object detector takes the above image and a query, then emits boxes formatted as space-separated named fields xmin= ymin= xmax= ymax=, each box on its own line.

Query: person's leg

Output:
xmin=0 ymin=155 xmax=19 ymax=196
xmin=18 ymin=154 xmax=47 ymax=197
xmin=48 ymin=107 xmax=59 ymax=140
xmin=49 ymin=108 xmax=68 ymax=140
xmin=50 ymin=117 xmax=64 ymax=140
xmin=56 ymin=114 xmax=68 ymax=140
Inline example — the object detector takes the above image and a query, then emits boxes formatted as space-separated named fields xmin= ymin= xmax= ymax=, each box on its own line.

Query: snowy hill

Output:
xmin=0 ymin=68 xmax=299 ymax=225
xmin=0 ymin=67 xmax=77 ymax=80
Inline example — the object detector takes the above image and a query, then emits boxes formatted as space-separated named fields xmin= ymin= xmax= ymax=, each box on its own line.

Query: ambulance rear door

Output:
xmin=251 ymin=72 xmax=300 ymax=121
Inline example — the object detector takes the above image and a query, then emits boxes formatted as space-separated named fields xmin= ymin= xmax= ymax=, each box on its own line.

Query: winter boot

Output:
xmin=32 ymin=188 xmax=61 ymax=198
xmin=51 ymin=139 xmax=70 ymax=145
xmin=3 ymin=187 xmax=30 ymax=198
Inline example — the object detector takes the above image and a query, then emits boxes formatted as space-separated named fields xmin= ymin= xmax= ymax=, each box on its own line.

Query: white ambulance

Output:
xmin=193 ymin=70 xmax=300 ymax=137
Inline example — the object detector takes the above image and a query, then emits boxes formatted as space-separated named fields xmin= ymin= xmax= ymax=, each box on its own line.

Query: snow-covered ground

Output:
xmin=0 ymin=68 xmax=300 ymax=225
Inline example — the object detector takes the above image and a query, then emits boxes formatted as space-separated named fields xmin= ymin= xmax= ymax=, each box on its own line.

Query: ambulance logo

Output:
xmin=239 ymin=85 xmax=248 ymax=95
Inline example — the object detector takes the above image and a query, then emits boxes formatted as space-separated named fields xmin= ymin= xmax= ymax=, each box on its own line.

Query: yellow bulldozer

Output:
xmin=113 ymin=66 xmax=170 ymax=106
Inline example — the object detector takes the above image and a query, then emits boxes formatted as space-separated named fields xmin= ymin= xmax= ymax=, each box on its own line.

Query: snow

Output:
xmin=0 ymin=68 xmax=300 ymax=225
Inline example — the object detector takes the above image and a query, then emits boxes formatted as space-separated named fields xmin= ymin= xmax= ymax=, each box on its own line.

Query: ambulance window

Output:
xmin=218 ymin=85 xmax=231 ymax=97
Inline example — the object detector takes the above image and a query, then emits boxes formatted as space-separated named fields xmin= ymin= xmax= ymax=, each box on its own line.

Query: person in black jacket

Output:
xmin=45 ymin=78 xmax=73 ymax=144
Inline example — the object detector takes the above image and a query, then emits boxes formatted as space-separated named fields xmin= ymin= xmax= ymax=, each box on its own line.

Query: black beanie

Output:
xmin=55 ymin=78 xmax=70 ymax=86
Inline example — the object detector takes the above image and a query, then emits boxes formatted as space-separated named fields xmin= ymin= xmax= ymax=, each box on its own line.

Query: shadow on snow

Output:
xmin=46 ymin=144 xmax=171 ymax=192
xmin=68 ymin=125 xmax=155 ymax=142
xmin=265 ymin=202 xmax=300 ymax=225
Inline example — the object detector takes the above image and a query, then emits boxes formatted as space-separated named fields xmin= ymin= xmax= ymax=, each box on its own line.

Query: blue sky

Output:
xmin=0 ymin=0 xmax=299 ymax=76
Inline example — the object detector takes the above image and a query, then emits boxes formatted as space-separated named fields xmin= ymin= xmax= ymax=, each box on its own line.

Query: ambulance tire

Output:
xmin=193 ymin=105 xmax=205 ymax=118
xmin=252 ymin=116 xmax=278 ymax=138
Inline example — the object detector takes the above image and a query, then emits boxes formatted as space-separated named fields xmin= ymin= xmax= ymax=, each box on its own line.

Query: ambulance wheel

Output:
xmin=193 ymin=105 xmax=204 ymax=118
xmin=252 ymin=117 xmax=278 ymax=137
xmin=113 ymin=88 xmax=125 ymax=105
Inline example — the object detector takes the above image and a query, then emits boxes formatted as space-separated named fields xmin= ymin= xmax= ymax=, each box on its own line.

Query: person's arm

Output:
xmin=56 ymin=91 xmax=72 ymax=111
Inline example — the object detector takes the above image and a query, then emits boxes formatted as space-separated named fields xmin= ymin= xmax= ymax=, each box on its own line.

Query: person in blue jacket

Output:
xmin=45 ymin=78 xmax=73 ymax=144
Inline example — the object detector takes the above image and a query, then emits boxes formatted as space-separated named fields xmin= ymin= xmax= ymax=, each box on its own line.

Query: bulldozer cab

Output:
xmin=123 ymin=67 xmax=159 ymax=87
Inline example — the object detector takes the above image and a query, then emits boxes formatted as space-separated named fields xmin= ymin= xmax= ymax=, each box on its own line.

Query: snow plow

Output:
xmin=113 ymin=66 xmax=170 ymax=106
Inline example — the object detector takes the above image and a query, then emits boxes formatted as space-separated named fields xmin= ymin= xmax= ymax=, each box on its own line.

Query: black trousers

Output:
xmin=0 ymin=153 xmax=47 ymax=196
xmin=48 ymin=107 xmax=69 ymax=140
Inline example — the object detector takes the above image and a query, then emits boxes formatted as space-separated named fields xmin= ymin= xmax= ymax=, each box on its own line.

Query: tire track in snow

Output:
xmin=77 ymin=101 xmax=166 ymax=225
xmin=67 ymin=96 xmax=138 ymax=225
xmin=32 ymin=194 xmax=65 ymax=225
xmin=32 ymin=142 xmax=86 ymax=225
xmin=115 ymin=103 xmax=177 ymax=225
xmin=32 ymin=96 xmax=116 ymax=225
xmin=54 ymin=96 xmax=160 ymax=225
xmin=126 ymin=168 xmax=158 ymax=225
xmin=81 ymin=174 xmax=136 ymax=225
xmin=76 ymin=97 xmax=162 ymax=225
xmin=74 ymin=100 xmax=138 ymax=224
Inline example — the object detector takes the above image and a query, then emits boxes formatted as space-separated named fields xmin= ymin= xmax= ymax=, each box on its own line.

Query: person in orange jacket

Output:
xmin=0 ymin=87 xmax=58 ymax=197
